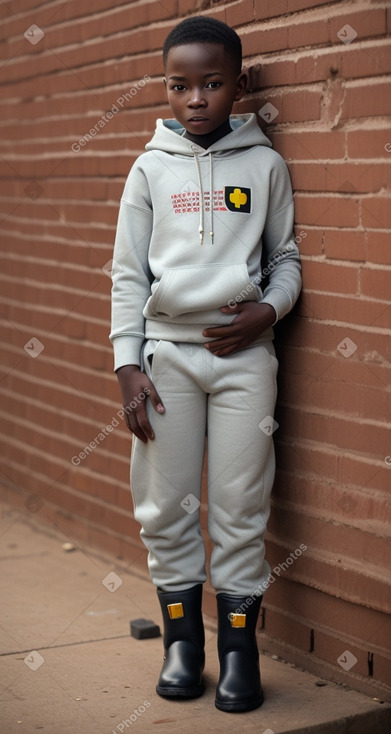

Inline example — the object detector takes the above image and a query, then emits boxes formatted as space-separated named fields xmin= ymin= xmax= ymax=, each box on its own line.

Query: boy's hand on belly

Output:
xmin=116 ymin=365 xmax=164 ymax=443
xmin=202 ymin=301 xmax=276 ymax=357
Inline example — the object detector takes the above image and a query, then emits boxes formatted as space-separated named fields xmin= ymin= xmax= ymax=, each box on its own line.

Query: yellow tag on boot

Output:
xmin=229 ymin=613 xmax=246 ymax=628
xmin=167 ymin=602 xmax=184 ymax=619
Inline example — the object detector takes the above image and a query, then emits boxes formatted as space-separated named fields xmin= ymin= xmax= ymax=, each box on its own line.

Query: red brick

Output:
xmin=362 ymin=197 xmax=391 ymax=229
xmin=366 ymin=231 xmax=391 ymax=265
xmin=373 ymin=653 xmax=391 ymax=689
xmin=178 ymin=0 xmax=209 ymax=17
xmin=247 ymin=56 xmax=297 ymax=88
xmin=265 ymin=607 xmax=311 ymax=650
xmin=283 ymin=89 xmax=323 ymax=122
xmin=245 ymin=89 xmax=322 ymax=124
xmin=266 ymin=542 xmax=389 ymax=617
xmin=348 ymin=127 xmax=391 ymax=159
xmin=293 ymin=227 xmax=324 ymax=256
xmin=274 ymin=42 xmax=391 ymax=86
xmin=289 ymin=162 xmax=389 ymax=194
xmin=226 ymin=0 xmax=254 ymax=27
xmin=340 ymin=41 xmax=391 ymax=81
xmin=254 ymin=0 xmax=337 ymax=20
xmin=295 ymin=194 xmax=360 ymax=227
xmin=242 ymin=25 xmax=289 ymax=56
xmin=279 ymin=371 xmax=389 ymax=422
xmin=296 ymin=291 xmax=390 ymax=328
xmin=323 ymin=228 xmax=367 ymax=262
xmin=360 ymin=266 xmax=391 ymax=301
xmin=264 ymin=575 xmax=390 ymax=645
xmin=329 ymin=8 xmax=386 ymax=45
xmin=338 ymin=455 xmax=390 ymax=496
xmin=301 ymin=258 xmax=359 ymax=294
xmin=288 ymin=19 xmax=329 ymax=49
xmin=279 ymin=403 xmax=389 ymax=456
xmin=273 ymin=469 xmax=391 ymax=518
xmin=269 ymin=130 xmax=346 ymax=161
xmin=342 ymin=80 xmax=391 ymax=120
xmin=314 ymin=631 xmax=368 ymax=678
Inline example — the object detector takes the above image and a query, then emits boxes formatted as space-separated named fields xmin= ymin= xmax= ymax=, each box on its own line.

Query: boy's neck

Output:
xmin=183 ymin=118 xmax=232 ymax=149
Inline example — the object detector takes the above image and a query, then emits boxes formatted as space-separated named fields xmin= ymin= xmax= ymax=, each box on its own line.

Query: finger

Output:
xmin=123 ymin=398 xmax=153 ymax=442
xmin=125 ymin=410 xmax=149 ymax=443
xmin=220 ymin=303 xmax=240 ymax=313
xmin=124 ymin=412 xmax=133 ymax=433
xmin=203 ymin=325 xmax=233 ymax=339
xmin=148 ymin=386 xmax=165 ymax=414
xmin=205 ymin=336 xmax=242 ymax=353
xmin=203 ymin=311 xmax=247 ymax=338
xmin=209 ymin=343 xmax=240 ymax=357
xmin=135 ymin=403 xmax=155 ymax=441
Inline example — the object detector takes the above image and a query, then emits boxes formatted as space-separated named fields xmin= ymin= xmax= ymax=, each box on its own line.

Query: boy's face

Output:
xmin=164 ymin=42 xmax=247 ymax=136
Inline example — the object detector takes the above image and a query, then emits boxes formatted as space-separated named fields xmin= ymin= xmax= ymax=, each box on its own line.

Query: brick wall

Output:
xmin=1 ymin=0 xmax=390 ymax=698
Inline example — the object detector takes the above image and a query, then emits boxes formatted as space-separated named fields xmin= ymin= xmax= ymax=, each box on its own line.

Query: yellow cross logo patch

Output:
xmin=224 ymin=186 xmax=251 ymax=213
xmin=230 ymin=188 xmax=247 ymax=208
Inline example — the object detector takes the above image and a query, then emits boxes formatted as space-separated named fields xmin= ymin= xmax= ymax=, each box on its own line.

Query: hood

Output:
xmin=145 ymin=112 xmax=272 ymax=156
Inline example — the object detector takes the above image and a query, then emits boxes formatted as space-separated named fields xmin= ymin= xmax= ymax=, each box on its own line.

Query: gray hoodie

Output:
xmin=110 ymin=112 xmax=301 ymax=370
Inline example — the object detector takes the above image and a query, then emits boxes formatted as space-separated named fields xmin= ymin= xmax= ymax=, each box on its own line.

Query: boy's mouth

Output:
xmin=188 ymin=116 xmax=208 ymax=122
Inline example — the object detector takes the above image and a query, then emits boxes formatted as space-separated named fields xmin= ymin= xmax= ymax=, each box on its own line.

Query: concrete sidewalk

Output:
xmin=1 ymin=504 xmax=390 ymax=734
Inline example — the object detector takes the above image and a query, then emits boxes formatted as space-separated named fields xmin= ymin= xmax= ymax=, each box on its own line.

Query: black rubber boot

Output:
xmin=156 ymin=584 xmax=205 ymax=698
xmin=215 ymin=592 xmax=264 ymax=712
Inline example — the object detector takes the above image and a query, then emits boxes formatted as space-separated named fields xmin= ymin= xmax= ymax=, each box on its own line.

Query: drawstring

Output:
xmin=209 ymin=152 xmax=214 ymax=244
xmin=192 ymin=147 xmax=214 ymax=245
xmin=192 ymin=148 xmax=204 ymax=244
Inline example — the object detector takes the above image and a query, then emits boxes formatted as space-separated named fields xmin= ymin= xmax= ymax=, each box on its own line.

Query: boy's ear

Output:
xmin=234 ymin=71 xmax=248 ymax=101
xmin=163 ymin=76 xmax=167 ymax=87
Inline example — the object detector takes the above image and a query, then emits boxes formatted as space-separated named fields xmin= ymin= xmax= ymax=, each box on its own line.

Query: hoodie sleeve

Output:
xmin=109 ymin=161 xmax=153 ymax=371
xmin=260 ymin=154 xmax=302 ymax=323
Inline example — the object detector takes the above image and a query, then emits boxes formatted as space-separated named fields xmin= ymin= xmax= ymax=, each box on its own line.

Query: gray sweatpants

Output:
xmin=130 ymin=339 xmax=278 ymax=595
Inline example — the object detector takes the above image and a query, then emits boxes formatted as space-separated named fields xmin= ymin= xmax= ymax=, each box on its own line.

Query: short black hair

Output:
xmin=163 ymin=16 xmax=242 ymax=75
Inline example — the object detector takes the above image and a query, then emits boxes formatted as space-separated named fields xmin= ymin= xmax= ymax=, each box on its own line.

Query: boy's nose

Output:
xmin=187 ymin=89 xmax=206 ymax=107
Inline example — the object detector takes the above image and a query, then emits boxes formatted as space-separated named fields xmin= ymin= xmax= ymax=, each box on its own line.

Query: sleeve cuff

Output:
xmin=112 ymin=335 xmax=144 ymax=372
xmin=261 ymin=287 xmax=294 ymax=324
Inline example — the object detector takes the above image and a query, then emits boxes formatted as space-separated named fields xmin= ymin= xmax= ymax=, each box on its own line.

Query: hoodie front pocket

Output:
xmin=143 ymin=263 xmax=259 ymax=319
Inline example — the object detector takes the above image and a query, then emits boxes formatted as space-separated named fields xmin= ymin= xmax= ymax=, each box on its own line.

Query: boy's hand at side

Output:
xmin=202 ymin=301 xmax=276 ymax=357
xmin=116 ymin=365 xmax=164 ymax=443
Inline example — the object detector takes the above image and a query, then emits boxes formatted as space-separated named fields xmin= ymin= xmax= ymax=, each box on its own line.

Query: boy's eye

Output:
xmin=170 ymin=81 xmax=222 ymax=92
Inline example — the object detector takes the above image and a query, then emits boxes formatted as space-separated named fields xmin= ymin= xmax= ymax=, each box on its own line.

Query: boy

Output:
xmin=110 ymin=16 xmax=301 ymax=713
